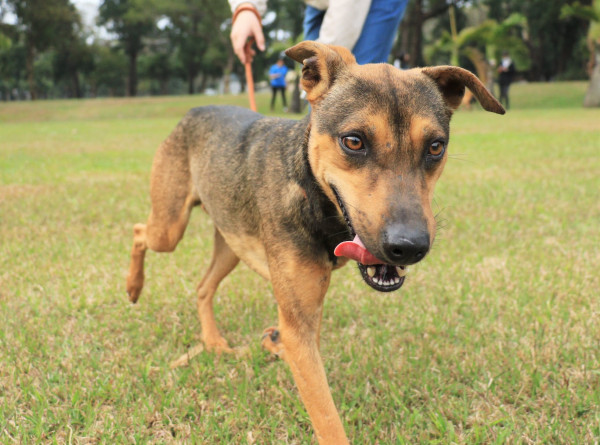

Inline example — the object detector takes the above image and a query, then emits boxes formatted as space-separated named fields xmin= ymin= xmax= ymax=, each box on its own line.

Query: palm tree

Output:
xmin=427 ymin=10 xmax=530 ymax=108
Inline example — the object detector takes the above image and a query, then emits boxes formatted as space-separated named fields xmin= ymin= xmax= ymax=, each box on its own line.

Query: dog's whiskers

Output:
xmin=447 ymin=153 xmax=473 ymax=164
xmin=434 ymin=207 xmax=446 ymax=218
xmin=327 ymin=230 xmax=352 ymax=239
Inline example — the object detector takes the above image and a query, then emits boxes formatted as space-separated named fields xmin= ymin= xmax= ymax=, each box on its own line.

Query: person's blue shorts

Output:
xmin=303 ymin=0 xmax=408 ymax=64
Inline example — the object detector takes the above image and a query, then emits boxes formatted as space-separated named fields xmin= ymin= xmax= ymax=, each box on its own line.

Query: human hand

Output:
xmin=231 ymin=8 xmax=265 ymax=64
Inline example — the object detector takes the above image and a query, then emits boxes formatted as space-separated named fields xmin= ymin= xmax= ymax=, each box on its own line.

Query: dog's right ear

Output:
xmin=285 ymin=41 xmax=356 ymax=106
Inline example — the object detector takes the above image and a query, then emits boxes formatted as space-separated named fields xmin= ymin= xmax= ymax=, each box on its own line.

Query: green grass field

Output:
xmin=1 ymin=81 xmax=599 ymax=444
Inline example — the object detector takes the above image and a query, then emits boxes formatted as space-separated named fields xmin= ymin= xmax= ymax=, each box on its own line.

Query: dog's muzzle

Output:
xmin=331 ymin=188 xmax=408 ymax=292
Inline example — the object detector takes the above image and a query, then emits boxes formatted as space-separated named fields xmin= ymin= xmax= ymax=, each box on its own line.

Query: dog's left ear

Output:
xmin=422 ymin=66 xmax=505 ymax=115
xmin=285 ymin=41 xmax=356 ymax=106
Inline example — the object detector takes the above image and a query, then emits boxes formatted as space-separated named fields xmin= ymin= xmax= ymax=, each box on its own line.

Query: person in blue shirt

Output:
xmin=269 ymin=57 xmax=288 ymax=111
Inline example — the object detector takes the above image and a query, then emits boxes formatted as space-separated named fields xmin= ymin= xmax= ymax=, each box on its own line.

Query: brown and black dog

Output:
xmin=126 ymin=41 xmax=504 ymax=443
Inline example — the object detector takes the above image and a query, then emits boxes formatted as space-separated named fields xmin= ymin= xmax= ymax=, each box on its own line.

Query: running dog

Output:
xmin=126 ymin=41 xmax=504 ymax=444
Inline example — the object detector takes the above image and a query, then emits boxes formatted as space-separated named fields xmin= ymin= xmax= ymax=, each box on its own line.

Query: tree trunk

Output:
xmin=222 ymin=52 xmax=235 ymax=95
xmin=90 ymin=80 xmax=97 ymax=98
xmin=290 ymin=73 xmax=303 ymax=113
xmin=188 ymin=66 xmax=196 ymax=95
xmin=128 ymin=51 xmax=138 ymax=97
xmin=199 ymin=74 xmax=208 ymax=94
xmin=583 ymin=46 xmax=600 ymax=107
xmin=237 ymin=67 xmax=246 ymax=93
xmin=460 ymin=47 xmax=490 ymax=110
xmin=449 ymin=4 xmax=459 ymax=67
xmin=409 ymin=0 xmax=424 ymax=67
xmin=72 ymin=72 xmax=82 ymax=98
xmin=463 ymin=48 xmax=489 ymax=85
xmin=399 ymin=19 xmax=410 ymax=56
xmin=26 ymin=43 xmax=37 ymax=100
xmin=406 ymin=0 xmax=451 ymax=67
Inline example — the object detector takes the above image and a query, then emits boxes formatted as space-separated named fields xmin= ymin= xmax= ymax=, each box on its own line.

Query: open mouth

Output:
xmin=331 ymin=188 xmax=407 ymax=292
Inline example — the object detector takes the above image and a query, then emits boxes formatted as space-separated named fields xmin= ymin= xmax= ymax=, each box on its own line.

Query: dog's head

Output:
xmin=286 ymin=41 xmax=504 ymax=292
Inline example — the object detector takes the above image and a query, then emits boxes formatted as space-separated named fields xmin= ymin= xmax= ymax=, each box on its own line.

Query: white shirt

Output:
xmin=229 ymin=0 xmax=372 ymax=52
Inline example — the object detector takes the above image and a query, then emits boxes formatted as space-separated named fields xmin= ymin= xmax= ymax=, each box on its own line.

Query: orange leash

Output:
xmin=244 ymin=40 xmax=257 ymax=112
xmin=232 ymin=5 xmax=261 ymax=112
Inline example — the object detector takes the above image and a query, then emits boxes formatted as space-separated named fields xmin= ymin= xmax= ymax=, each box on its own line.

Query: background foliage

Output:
xmin=0 ymin=0 xmax=595 ymax=100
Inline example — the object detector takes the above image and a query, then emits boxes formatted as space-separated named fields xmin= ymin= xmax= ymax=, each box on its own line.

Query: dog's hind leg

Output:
xmin=196 ymin=229 xmax=239 ymax=353
xmin=126 ymin=132 xmax=198 ymax=303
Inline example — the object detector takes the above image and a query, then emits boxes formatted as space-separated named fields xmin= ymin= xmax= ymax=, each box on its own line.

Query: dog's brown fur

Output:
xmin=126 ymin=42 xmax=504 ymax=443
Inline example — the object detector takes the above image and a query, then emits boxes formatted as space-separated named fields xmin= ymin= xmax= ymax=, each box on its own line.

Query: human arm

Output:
xmin=229 ymin=0 xmax=267 ymax=64
xmin=316 ymin=0 xmax=371 ymax=50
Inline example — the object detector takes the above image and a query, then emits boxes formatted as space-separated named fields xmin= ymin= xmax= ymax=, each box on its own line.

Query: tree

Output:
xmin=89 ymin=45 xmax=128 ymax=97
xmin=53 ymin=34 xmax=95 ymax=98
xmin=140 ymin=52 xmax=173 ymax=95
xmin=0 ymin=30 xmax=10 ymax=51
xmin=561 ymin=0 xmax=600 ymax=107
xmin=484 ymin=0 xmax=589 ymax=81
xmin=160 ymin=0 xmax=230 ymax=94
xmin=427 ymin=10 xmax=530 ymax=89
xmin=0 ymin=28 xmax=22 ymax=100
xmin=99 ymin=0 xmax=157 ymax=96
xmin=7 ymin=0 xmax=80 ymax=99
xmin=163 ymin=0 xmax=209 ymax=94
xmin=396 ymin=0 xmax=455 ymax=67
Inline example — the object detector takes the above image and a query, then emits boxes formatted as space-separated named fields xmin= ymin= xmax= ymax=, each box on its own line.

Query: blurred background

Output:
xmin=0 ymin=0 xmax=598 ymax=104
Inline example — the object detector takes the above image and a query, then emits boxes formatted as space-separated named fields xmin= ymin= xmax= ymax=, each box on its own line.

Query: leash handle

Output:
xmin=244 ymin=39 xmax=257 ymax=112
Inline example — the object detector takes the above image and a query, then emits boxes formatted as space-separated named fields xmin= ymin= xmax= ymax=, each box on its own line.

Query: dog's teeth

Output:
xmin=394 ymin=277 xmax=400 ymax=284
xmin=367 ymin=266 xmax=376 ymax=277
xmin=384 ymin=280 xmax=390 ymax=286
xmin=397 ymin=266 xmax=407 ymax=277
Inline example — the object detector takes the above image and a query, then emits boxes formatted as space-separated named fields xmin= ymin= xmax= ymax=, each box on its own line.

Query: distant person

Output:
xmin=229 ymin=0 xmax=409 ymax=65
xmin=269 ymin=57 xmax=288 ymax=111
xmin=497 ymin=51 xmax=515 ymax=110
xmin=393 ymin=51 xmax=411 ymax=70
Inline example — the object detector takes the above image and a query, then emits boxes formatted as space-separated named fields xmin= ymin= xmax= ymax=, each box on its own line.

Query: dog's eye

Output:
xmin=429 ymin=140 xmax=445 ymax=157
xmin=341 ymin=136 xmax=364 ymax=151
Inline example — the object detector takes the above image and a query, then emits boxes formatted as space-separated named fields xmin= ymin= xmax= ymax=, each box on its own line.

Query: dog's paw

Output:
xmin=203 ymin=336 xmax=234 ymax=355
xmin=261 ymin=327 xmax=285 ymax=358
xmin=126 ymin=277 xmax=143 ymax=303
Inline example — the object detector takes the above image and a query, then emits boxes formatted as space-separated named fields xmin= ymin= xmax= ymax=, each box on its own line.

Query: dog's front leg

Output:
xmin=268 ymin=254 xmax=349 ymax=445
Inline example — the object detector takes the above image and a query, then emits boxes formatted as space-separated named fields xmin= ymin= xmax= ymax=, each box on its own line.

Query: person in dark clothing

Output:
xmin=497 ymin=51 xmax=515 ymax=110
xmin=269 ymin=57 xmax=288 ymax=111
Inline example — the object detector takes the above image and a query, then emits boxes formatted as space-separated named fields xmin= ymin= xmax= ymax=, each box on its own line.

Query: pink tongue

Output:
xmin=334 ymin=235 xmax=384 ymax=265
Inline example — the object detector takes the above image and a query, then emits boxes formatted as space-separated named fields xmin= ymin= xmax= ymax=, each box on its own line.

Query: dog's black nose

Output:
xmin=382 ymin=226 xmax=430 ymax=265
